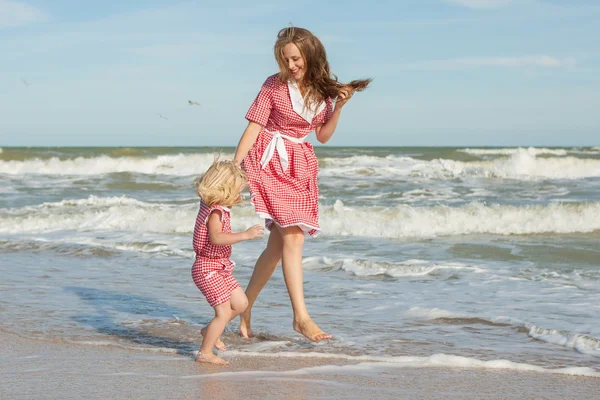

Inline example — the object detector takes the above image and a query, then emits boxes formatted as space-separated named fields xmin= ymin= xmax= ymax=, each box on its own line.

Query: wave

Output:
xmin=302 ymin=256 xmax=485 ymax=277
xmin=0 ymin=238 xmax=194 ymax=258
xmin=458 ymin=147 xmax=569 ymax=156
xmin=2 ymin=148 xmax=599 ymax=181
xmin=527 ymin=325 xmax=600 ymax=357
xmin=5 ymin=328 xmax=598 ymax=378
xmin=437 ymin=151 xmax=600 ymax=180
xmin=224 ymin=351 xmax=600 ymax=378
xmin=325 ymin=200 xmax=600 ymax=238
xmin=2 ymin=196 xmax=600 ymax=238
xmin=320 ymin=149 xmax=600 ymax=180
xmin=0 ymin=153 xmax=223 ymax=176
xmin=407 ymin=307 xmax=600 ymax=357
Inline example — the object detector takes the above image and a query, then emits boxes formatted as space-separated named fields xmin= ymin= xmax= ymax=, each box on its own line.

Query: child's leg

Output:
xmin=196 ymin=301 xmax=232 ymax=364
xmin=200 ymin=326 xmax=226 ymax=352
xmin=229 ymin=287 xmax=248 ymax=320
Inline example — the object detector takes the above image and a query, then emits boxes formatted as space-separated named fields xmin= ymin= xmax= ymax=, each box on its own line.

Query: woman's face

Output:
xmin=282 ymin=42 xmax=305 ymax=81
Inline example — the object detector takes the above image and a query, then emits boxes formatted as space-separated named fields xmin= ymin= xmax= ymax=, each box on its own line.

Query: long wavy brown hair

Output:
xmin=274 ymin=27 xmax=372 ymax=110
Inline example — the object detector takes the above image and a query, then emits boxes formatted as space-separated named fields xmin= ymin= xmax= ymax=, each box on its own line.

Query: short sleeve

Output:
xmin=245 ymin=77 xmax=274 ymax=126
xmin=204 ymin=208 xmax=223 ymax=225
xmin=314 ymin=98 xmax=333 ymax=126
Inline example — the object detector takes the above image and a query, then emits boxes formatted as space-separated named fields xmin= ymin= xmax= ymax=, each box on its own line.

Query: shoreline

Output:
xmin=2 ymin=329 xmax=598 ymax=400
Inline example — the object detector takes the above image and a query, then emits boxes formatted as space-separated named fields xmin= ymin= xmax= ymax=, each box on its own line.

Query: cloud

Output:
xmin=0 ymin=0 xmax=46 ymax=28
xmin=399 ymin=56 xmax=576 ymax=70
xmin=443 ymin=0 xmax=514 ymax=9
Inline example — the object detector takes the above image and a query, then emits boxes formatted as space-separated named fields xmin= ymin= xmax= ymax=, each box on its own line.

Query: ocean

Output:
xmin=1 ymin=146 xmax=599 ymax=377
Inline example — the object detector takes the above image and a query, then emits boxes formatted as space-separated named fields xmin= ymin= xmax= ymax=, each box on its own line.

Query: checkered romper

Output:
xmin=191 ymin=201 xmax=241 ymax=307
xmin=243 ymin=73 xmax=333 ymax=237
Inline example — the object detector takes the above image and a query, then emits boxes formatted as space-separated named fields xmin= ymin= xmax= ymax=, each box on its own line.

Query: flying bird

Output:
xmin=157 ymin=113 xmax=169 ymax=120
xmin=21 ymin=78 xmax=31 ymax=87
xmin=188 ymin=100 xmax=201 ymax=107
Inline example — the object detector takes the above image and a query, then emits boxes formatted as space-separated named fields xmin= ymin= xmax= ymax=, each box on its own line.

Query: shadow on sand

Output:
xmin=65 ymin=286 xmax=210 ymax=357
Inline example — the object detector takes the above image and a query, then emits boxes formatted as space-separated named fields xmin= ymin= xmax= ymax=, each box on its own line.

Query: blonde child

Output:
xmin=192 ymin=160 xmax=264 ymax=365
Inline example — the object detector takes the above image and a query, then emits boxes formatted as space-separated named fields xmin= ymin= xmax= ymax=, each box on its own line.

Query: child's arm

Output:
xmin=207 ymin=210 xmax=263 ymax=246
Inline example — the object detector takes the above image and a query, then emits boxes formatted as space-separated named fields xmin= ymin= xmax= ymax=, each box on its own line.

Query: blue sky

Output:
xmin=0 ymin=0 xmax=598 ymax=147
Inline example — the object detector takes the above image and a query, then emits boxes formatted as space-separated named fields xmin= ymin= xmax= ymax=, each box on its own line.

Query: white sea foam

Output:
xmin=2 ymin=150 xmax=599 ymax=181
xmin=51 ymin=336 xmax=600 ymax=378
xmin=405 ymin=307 xmax=467 ymax=320
xmin=326 ymin=199 xmax=600 ymax=238
xmin=527 ymin=326 xmax=600 ymax=357
xmin=493 ymin=316 xmax=600 ymax=357
xmin=2 ymin=196 xmax=600 ymax=238
xmin=406 ymin=307 xmax=600 ymax=357
xmin=302 ymin=257 xmax=485 ymax=277
xmin=224 ymin=351 xmax=600 ymax=378
xmin=458 ymin=147 xmax=568 ymax=156
xmin=320 ymin=150 xmax=600 ymax=180
xmin=437 ymin=151 xmax=600 ymax=180
xmin=0 ymin=153 xmax=222 ymax=176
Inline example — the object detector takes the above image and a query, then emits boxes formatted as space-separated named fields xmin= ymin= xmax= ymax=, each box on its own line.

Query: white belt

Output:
xmin=259 ymin=130 xmax=304 ymax=172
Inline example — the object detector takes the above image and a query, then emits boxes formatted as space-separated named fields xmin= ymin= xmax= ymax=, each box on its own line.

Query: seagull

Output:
xmin=21 ymin=78 xmax=31 ymax=87
xmin=188 ymin=100 xmax=201 ymax=107
xmin=157 ymin=113 xmax=169 ymax=120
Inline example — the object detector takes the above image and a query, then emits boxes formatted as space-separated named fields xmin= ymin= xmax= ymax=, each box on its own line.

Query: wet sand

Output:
xmin=1 ymin=330 xmax=598 ymax=400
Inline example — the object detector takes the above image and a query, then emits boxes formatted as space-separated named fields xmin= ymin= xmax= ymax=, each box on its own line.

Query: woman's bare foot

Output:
xmin=239 ymin=310 xmax=254 ymax=338
xmin=201 ymin=327 xmax=226 ymax=351
xmin=195 ymin=351 xmax=229 ymax=365
xmin=293 ymin=318 xmax=332 ymax=342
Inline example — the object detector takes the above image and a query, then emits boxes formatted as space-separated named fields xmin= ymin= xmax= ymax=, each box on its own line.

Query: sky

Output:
xmin=0 ymin=0 xmax=599 ymax=147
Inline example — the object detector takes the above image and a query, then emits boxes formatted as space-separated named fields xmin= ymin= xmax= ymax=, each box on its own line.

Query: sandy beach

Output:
xmin=2 ymin=147 xmax=600 ymax=399
xmin=1 ymin=329 xmax=598 ymax=400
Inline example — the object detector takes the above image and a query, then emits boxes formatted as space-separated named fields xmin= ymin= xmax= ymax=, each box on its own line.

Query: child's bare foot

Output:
xmin=239 ymin=310 xmax=254 ymax=338
xmin=201 ymin=327 xmax=226 ymax=351
xmin=293 ymin=318 xmax=332 ymax=342
xmin=195 ymin=351 xmax=229 ymax=365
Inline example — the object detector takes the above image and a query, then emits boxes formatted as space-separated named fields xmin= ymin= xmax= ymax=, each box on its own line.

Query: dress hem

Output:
xmin=255 ymin=211 xmax=321 ymax=238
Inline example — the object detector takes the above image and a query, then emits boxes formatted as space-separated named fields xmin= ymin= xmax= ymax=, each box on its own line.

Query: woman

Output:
xmin=233 ymin=26 xmax=371 ymax=342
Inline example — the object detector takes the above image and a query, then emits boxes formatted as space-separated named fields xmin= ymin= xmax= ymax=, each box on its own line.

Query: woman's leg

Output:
xmin=239 ymin=229 xmax=283 ymax=338
xmin=277 ymin=225 xmax=332 ymax=342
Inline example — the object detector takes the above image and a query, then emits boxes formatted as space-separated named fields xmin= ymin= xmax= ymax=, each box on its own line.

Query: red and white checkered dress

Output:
xmin=243 ymin=73 xmax=333 ymax=237
xmin=191 ymin=201 xmax=241 ymax=307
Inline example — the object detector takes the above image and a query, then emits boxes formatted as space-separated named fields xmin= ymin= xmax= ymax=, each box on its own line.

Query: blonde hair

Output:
xmin=195 ymin=159 xmax=247 ymax=208
xmin=274 ymin=26 xmax=372 ymax=109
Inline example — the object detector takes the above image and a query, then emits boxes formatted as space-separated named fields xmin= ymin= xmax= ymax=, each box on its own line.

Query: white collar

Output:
xmin=287 ymin=80 xmax=325 ymax=124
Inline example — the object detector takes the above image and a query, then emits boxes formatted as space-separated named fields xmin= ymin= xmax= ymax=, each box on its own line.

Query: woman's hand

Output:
xmin=335 ymin=85 xmax=356 ymax=111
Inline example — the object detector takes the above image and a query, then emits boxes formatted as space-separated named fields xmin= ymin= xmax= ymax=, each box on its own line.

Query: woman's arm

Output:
xmin=233 ymin=121 xmax=263 ymax=165
xmin=207 ymin=211 xmax=263 ymax=245
xmin=315 ymin=87 xmax=355 ymax=144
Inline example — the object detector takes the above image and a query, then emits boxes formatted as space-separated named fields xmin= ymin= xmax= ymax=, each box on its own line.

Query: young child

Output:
xmin=192 ymin=159 xmax=264 ymax=365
